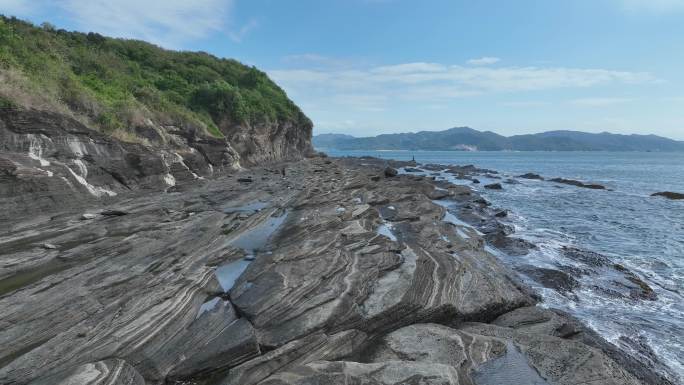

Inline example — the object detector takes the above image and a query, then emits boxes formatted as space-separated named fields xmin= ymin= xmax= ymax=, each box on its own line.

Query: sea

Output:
xmin=326 ymin=149 xmax=684 ymax=383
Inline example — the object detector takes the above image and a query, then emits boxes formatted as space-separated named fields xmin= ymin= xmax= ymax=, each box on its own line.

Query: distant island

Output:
xmin=314 ymin=127 xmax=684 ymax=152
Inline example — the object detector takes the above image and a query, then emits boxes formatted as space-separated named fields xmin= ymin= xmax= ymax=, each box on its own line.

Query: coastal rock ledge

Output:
xmin=651 ymin=191 xmax=684 ymax=200
xmin=0 ymin=155 xmax=672 ymax=384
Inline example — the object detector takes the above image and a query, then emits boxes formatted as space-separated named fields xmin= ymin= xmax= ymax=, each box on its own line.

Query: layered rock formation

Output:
xmin=0 ymin=153 xmax=670 ymax=385
xmin=0 ymin=108 xmax=312 ymax=220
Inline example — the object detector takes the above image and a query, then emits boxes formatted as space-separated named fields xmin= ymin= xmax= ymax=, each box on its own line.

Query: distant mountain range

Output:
xmin=314 ymin=128 xmax=684 ymax=152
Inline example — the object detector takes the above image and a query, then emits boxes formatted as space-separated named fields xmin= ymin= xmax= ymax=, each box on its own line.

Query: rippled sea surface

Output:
xmin=328 ymin=150 xmax=684 ymax=383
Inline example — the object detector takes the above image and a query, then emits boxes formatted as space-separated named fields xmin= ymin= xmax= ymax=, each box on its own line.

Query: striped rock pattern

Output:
xmin=0 ymin=157 xmax=664 ymax=385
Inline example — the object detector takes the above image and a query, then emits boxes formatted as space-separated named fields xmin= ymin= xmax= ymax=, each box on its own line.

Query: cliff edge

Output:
xmin=0 ymin=16 xmax=312 ymax=219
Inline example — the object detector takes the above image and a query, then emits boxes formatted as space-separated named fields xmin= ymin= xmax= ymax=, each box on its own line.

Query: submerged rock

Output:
xmin=486 ymin=233 xmax=537 ymax=256
xmin=518 ymin=265 xmax=580 ymax=294
xmin=484 ymin=183 xmax=503 ymax=190
xmin=550 ymin=178 xmax=606 ymax=190
xmin=518 ymin=173 xmax=544 ymax=180
xmin=561 ymin=247 xmax=657 ymax=301
xmin=494 ymin=210 xmax=509 ymax=218
xmin=651 ymin=191 xmax=684 ymax=200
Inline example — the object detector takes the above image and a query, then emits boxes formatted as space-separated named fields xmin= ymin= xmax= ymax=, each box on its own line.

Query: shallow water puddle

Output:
xmin=377 ymin=223 xmax=398 ymax=241
xmin=473 ymin=342 xmax=549 ymax=385
xmin=215 ymin=260 xmax=251 ymax=292
xmin=196 ymin=297 xmax=221 ymax=318
xmin=432 ymin=199 xmax=484 ymax=236
xmin=215 ymin=210 xmax=288 ymax=292
xmin=229 ymin=211 xmax=288 ymax=252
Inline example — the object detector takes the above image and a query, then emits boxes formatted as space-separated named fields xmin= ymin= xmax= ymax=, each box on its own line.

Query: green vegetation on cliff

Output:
xmin=0 ymin=15 xmax=310 ymax=139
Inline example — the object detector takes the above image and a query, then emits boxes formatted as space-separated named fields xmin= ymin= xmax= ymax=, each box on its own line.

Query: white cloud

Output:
xmin=270 ymin=62 xmax=656 ymax=108
xmin=570 ymin=97 xmax=635 ymax=106
xmin=58 ymin=0 xmax=233 ymax=47
xmin=467 ymin=57 xmax=501 ymax=66
xmin=1 ymin=0 xmax=241 ymax=48
xmin=228 ymin=18 xmax=258 ymax=43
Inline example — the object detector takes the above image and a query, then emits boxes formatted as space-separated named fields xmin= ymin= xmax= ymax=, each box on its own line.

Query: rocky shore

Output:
xmin=0 ymin=146 xmax=675 ymax=384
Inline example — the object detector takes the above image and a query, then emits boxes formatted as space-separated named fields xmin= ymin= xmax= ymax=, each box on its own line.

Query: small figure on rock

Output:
xmin=384 ymin=167 xmax=398 ymax=178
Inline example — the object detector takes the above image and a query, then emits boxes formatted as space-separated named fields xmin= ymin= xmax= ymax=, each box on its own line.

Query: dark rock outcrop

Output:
xmin=519 ymin=173 xmax=544 ymax=180
xmin=550 ymin=177 xmax=606 ymax=190
xmin=383 ymin=166 xmax=398 ymax=177
xmin=0 ymin=109 xmax=312 ymax=221
xmin=560 ymin=247 xmax=657 ymax=301
xmin=485 ymin=233 xmax=537 ymax=256
xmin=651 ymin=191 xmax=684 ymax=200
xmin=517 ymin=265 xmax=580 ymax=294
xmin=484 ymin=183 xmax=503 ymax=190
xmin=492 ymin=307 xmax=675 ymax=385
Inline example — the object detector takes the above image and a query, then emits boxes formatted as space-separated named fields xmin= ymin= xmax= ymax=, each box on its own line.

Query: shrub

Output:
xmin=0 ymin=15 xmax=311 ymax=139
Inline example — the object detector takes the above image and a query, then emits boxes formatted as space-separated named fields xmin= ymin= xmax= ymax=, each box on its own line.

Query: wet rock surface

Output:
xmin=519 ymin=173 xmax=544 ymax=180
xmin=0 ymin=155 xmax=669 ymax=385
xmin=651 ymin=191 xmax=684 ymax=200
xmin=517 ymin=265 xmax=581 ymax=294
xmin=484 ymin=183 xmax=503 ymax=190
xmin=560 ymin=247 xmax=658 ymax=301
xmin=550 ymin=177 xmax=606 ymax=190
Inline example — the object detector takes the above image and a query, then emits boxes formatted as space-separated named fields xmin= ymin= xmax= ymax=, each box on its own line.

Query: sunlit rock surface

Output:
xmin=0 ymin=153 xmax=669 ymax=385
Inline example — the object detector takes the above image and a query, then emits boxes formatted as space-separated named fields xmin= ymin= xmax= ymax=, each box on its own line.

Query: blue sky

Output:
xmin=2 ymin=0 xmax=684 ymax=139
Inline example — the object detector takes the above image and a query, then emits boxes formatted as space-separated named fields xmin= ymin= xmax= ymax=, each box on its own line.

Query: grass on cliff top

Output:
xmin=0 ymin=15 xmax=310 ymax=140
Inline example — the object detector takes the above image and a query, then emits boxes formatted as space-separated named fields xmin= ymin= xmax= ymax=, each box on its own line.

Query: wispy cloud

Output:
xmin=2 ymin=0 xmax=241 ymax=48
xmin=570 ymin=97 xmax=635 ymax=106
xmin=228 ymin=18 xmax=258 ymax=43
xmin=270 ymin=62 xmax=656 ymax=108
xmin=467 ymin=57 xmax=501 ymax=66
xmin=501 ymin=101 xmax=551 ymax=108
xmin=60 ymin=0 xmax=233 ymax=47
xmin=282 ymin=54 xmax=360 ymax=69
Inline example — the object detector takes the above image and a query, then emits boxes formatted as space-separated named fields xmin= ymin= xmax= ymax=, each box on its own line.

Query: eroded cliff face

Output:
xmin=222 ymin=118 xmax=313 ymax=166
xmin=0 ymin=108 xmax=313 ymax=219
